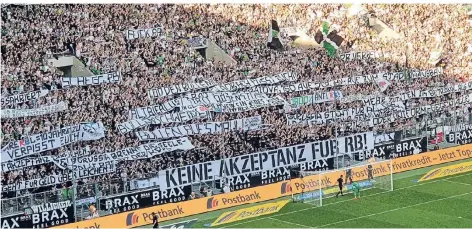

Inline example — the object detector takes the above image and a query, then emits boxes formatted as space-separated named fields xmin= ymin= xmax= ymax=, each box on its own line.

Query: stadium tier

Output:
xmin=1 ymin=3 xmax=471 ymax=229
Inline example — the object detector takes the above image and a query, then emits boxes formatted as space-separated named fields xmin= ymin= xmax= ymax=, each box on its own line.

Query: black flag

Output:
xmin=267 ymin=20 xmax=283 ymax=50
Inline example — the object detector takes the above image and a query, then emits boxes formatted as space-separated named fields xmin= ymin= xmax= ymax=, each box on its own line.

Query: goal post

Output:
xmin=290 ymin=158 xmax=393 ymax=206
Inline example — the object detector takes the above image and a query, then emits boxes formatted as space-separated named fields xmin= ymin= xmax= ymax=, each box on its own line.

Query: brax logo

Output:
xmin=140 ymin=192 xmax=151 ymax=198
xmin=206 ymin=197 xmax=219 ymax=209
xmin=1 ymin=216 xmax=20 ymax=229
xmin=105 ymin=195 xmax=139 ymax=210
xmin=126 ymin=212 xmax=139 ymax=226
xmin=280 ymin=182 xmax=292 ymax=194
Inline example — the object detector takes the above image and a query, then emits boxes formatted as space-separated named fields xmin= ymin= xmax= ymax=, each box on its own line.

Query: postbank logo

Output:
xmin=280 ymin=182 xmax=292 ymax=194
xmin=126 ymin=212 xmax=139 ymax=226
xmin=206 ymin=197 xmax=219 ymax=209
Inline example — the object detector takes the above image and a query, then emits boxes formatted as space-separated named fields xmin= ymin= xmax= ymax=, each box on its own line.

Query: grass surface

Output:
xmin=140 ymin=158 xmax=472 ymax=228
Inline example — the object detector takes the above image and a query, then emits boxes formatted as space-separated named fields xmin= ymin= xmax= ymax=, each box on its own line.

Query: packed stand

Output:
xmin=1 ymin=3 xmax=471 ymax=213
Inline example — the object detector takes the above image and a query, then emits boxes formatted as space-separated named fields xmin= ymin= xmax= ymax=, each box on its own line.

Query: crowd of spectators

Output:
xmin=1 ymin=3 xmax=471 ymax=213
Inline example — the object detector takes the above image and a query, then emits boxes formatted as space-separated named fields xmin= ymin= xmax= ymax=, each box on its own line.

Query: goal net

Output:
xmin=290 ymin=158 xmax=393 ymax=206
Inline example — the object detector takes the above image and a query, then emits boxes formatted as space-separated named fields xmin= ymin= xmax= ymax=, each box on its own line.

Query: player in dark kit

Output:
xmin=152 ymin=212 xmax=159 ymax=228
xmin=336 ymin=175 xmax=344 ymax=198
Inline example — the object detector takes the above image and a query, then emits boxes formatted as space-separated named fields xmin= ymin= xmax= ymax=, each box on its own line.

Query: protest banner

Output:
xmin=1 ymin=102 xmax=68 ymax=119
xmin=1 ymin=90 xmax=49 ymax=107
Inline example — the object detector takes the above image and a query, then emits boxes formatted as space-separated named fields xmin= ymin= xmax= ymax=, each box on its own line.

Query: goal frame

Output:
xmin=291 ymin=158 xmax=394 ymax=206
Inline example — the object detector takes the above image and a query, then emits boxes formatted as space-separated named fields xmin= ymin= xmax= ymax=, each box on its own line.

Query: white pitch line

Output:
xmin=221 ymin=172 xmax=472 ymax=228
xmin=268 ymin=216 xmax=312 ymax=228
xmin=444 ymin=179 xmax=472 ymax=186
xmin=315 ymin=191 xmax=472 ymax=228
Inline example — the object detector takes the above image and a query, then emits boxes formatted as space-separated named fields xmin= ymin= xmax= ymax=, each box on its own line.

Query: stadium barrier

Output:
xmin=52 ymin=144 xmax=471 ymax=229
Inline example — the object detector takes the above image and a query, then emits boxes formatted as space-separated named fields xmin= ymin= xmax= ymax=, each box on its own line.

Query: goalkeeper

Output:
xmin=352 ymin=181 xmax=361 ymax=199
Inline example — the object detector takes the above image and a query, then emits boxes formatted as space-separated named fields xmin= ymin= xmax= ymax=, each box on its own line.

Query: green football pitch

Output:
xmin=141 ymin=158 xmax=472 ymax=228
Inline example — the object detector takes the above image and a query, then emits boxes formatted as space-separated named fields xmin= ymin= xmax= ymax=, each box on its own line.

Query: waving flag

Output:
xmin=314 ymin=21 xmax=344 ymax=57
xmin=375 ymin=76 xmax=391 ymax=92
xmin=267 ymin=20 xmax=284 ymax=50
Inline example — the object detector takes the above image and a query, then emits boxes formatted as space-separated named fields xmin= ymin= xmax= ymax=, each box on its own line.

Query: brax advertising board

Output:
xmin=51 ymin=144 xmax=471 ymax=229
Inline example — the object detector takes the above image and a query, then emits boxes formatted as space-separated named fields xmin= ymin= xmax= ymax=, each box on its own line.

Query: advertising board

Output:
xmin=53 ymin=144 xmax=471 ymax=229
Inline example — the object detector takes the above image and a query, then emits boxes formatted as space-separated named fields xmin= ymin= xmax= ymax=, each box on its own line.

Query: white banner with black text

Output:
xmin=130 ymin=92 xmax=268 ymax=119
xmin=148 ymin=80 xmax=217 ymax=99
xmin=1 ymin=90 xmax=49 ymax=107
xmin=118 ymin=107 xmax=210 ymax=134
xmin=1 ymin=101 xmax=68 ymax=119
xmin=158 ymin=132 xmax=374 ymax=188
xmin=125 ymin=27 xmax=164 ymax=40
xmin=135 ymin=116 xmax=262 ymax=141
xmin=250 ymin=68 xmax=443 ymax=94
xmin=1 ymin=122 xmax=105 ymax=162
xmin=210 ymin=72 xmax=299 ymax=92
xmin=61 ymin=72 xmax=121 ymax=87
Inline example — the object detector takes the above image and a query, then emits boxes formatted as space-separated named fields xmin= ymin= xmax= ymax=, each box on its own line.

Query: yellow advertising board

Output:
xmin=54 ymin=144 xmax=471 ymax=229
xmin=418 ymin=160 xmax=472 ymax=182
xmin=210 ymin=200 xmax=290 ymax=226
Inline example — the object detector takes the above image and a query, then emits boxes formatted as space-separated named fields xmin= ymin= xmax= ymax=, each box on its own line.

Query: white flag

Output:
xmin=376 ymin=76 xmax=391 ymax=92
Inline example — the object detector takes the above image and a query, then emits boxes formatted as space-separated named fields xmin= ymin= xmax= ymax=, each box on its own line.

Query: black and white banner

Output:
xmin=446 ymin=128 xmax=472 ymax=145
xmin=61 ymin=72 xmax=122 ymax=87
xmin=250 ymin=82 xmax=325 ymax=94
xmin=148 ymin=80 xmax=217 ymax=99
xmin=1 ymin=90 xmax=49 ymax=107
xmin=209 ymin=96 xmax=287 ymax=113
xmin=1 ymin=101 xmax=68 ymax=119
xmin=338 ymin=51 xmax=378 ymax=61
xmin=179 ymin=92 xmax=269 ymax=113
xmin=130 ymin=92 xmax=268 ymax=119
xmin=218 ymin=158 xmax=334 ymax=192
xmin=135 ymin=116 xmax=262 ymax=141
xmin=0 ymin=201 xmax=74 ymax=228
xmin=158 ymin=132 xmax=374 ymax=188
xmin=118 ymin=108 xmax=210 ymax=134
xmin=362 ymin=81 xmax=472 ymax=106
xmin=1 ymin=122 xmax=105 ymax=162
xmin=250 ymin=68 xmax=443 ymax=94
xmin=356 ymin=136 xmax=428 ymax=161
xmin=99 ymin=186 xmax=191 ymax=214
xmin=1 ymin=146 xmax=91 ymax=172
xmin=187 ymin=37 xmax=207 ymax=48
xmin=28 ymin=200 xmax=75 ymax=228
xmin=63 ymin=137 xmax=194 ymax=165
xmin=286 ymin=96 xmax=471 ymax=126
xmin=2 ymin=163 xmax=115 ymax=192
xmin=286 ymin=104 xmax=388 ymax=125
xmin=125 ymin=27 xmax=163 ymax=40
xmin=1 ymin=212 xmax=31 ymax=229
xmin=210 ymin=72 xmax=298 ymax=92
xmin=1 ymin=156 xmax=55 ymax=173
xmin=129 ymin=99 xmax=181 ymax=119
xmin=340 ymin=91 xmax=383 ymax=104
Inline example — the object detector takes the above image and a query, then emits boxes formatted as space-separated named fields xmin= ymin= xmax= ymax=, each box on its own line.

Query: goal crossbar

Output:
xmin=290 ymin=159 xmax=394 ymax=206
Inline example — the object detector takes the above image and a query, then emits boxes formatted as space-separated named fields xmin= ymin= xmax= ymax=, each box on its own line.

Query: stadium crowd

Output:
xmin=1 ymin=3 xmax=471 ymax=214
